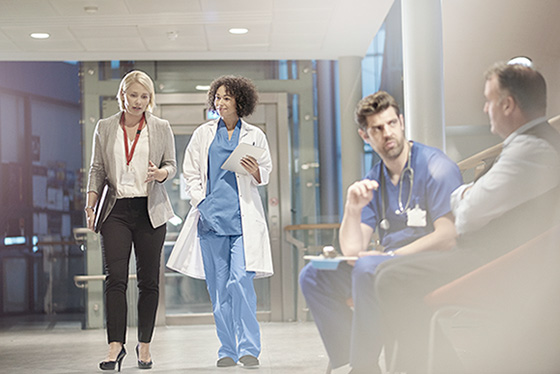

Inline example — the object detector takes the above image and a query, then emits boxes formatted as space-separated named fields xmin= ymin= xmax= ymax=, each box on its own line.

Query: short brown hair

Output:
xmin=354 ymin=91 xmax=401 ymax=130
xmin=207 ymin=75 xmax=259 ymax=118
xmin=485 ymin=62 xmax=547 ymax=118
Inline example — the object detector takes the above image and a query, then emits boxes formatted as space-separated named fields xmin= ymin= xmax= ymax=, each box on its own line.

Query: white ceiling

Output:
xmin=1 ymin=0 xmax=560 ymax=126
xmin=0 ymin=0 xmax=394 ymax=61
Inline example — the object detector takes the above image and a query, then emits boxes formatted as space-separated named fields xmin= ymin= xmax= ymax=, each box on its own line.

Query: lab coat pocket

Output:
xmin=244 ymin=217 xmax=268 ymax=244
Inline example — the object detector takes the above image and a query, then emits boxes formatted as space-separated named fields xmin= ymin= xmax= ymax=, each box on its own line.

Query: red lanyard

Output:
xmin=121 ymin=114 xmax=145 ymax=166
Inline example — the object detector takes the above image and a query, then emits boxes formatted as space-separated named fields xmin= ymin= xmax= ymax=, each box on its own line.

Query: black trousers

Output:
xmin=100 ymin=197 xmax=166 ymax=344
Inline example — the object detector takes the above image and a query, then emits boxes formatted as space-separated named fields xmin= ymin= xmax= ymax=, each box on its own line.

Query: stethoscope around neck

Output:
xmin=378 ymin=144 xmax=415 ymax=231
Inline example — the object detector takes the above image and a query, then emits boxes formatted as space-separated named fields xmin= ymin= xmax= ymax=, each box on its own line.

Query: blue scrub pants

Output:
xmin=299 ymin=255 xmax=394 ymax=372
xmin=199 ymin=230 xmax=260 ymax=361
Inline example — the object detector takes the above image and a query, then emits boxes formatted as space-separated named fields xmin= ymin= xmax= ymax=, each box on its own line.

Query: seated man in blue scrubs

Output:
xmin=299 ymin=91 xmax=463 ymax=374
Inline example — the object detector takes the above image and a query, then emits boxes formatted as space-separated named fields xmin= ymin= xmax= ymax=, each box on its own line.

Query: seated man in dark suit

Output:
xmin=374 ymin=61 xmax=560 ymax=373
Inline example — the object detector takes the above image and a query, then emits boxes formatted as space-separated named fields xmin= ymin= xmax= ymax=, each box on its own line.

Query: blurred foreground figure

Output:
xmin=375 ymin=62 xmax=560 ymax=373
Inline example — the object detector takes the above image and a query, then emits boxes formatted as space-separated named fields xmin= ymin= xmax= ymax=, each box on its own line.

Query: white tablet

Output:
xmin=221 ymin=142 xmax=266 ymax=175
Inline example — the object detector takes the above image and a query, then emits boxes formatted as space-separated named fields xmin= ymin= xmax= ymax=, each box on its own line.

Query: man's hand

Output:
xmin=340 ymin=179 xmax=378 ymax=257
xmin=346 ymin=179 xmax=379 ymax=210
xmin=345 ymin=249 xmax=387 ymax=265
xmin=358 ymin=249 xmax=387 ymax=257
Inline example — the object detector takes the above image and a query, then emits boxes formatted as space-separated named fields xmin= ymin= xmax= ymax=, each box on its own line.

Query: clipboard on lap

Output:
xmin=221 ymin=143 xmax=265 ymax=175
xmin=303 ymin=255 xmax=359 ymax=270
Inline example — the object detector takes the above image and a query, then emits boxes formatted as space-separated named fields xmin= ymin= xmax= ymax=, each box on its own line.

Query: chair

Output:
xmin=424 ymin=223 xmax=560 ymax=374
xmin=284 ymin=223 xmax=341 ymax=322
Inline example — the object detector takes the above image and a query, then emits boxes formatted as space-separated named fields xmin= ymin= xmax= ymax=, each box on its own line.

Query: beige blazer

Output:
xmin=87 ymin=111 xmax=177 ymax=228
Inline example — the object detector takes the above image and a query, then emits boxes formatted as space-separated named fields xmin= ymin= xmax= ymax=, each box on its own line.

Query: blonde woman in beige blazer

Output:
xmin=85 ymin=70 xmax=176 ymax=371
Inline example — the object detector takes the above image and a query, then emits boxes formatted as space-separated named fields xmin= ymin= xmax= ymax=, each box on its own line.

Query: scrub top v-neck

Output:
xmin=198 ymin=118 xmax=243 ymax=236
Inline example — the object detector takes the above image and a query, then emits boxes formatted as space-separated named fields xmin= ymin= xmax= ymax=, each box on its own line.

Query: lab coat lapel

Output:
xmin=239 ymin=119 xmax=252 ymax=143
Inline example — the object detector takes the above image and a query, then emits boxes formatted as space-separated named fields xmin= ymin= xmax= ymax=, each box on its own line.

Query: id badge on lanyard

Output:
xmin=120 ymin=114 xmax=145 ymax=186
xmin=121 ymin=166 xmax=136 ymax=186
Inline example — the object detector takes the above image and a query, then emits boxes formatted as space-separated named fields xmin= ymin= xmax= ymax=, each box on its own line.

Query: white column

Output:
xmin=401 ymin=0 xmax=445 ymax=149
xmin=338 ymin=56 xmax=364 ymax=198
xmin=317 ymin=60 xmax=339 ymax=218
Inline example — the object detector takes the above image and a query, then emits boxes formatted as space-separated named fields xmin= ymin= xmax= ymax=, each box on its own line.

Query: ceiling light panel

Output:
xmin=21 ymin=40 xmax=84 ymax=52
xmin=124 ymin=0 xmax=202 ymax=14
xmin=30 ymin=32 xmax=50 ymax=39
xmin=0 ymin=0 xmax=57 ymax=17
xmin=205 ymin=22 xmax=270 ymax=47
xmin=229 ymin=28 xmax=249 ymax=34
xmin=49 ymin=0 xmax=128 ymax=16
xmin=70 ymin=26 xmax=139 ymax=39
xmin=138 ymin=24 xmax=206 ymax=38
xmin=80 ymin=37 xmax=146 ymax=51
xmin=143 ymin=35 xmax=208 ymax=51
xmin=1 ymin=26 xmax=73 ymax=42
xmin=201 ymin=0 xmax=273 ymax=12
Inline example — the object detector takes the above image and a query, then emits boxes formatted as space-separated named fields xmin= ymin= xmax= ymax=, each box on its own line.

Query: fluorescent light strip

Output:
xmin=30 ymin=32 xmax=50 ymax=39
xmin=229 ymin=28 xmax=248 ymax=35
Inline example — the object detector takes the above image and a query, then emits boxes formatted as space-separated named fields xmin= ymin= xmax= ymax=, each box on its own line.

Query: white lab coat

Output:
xmin=167 ymin=119 xmax=274 ymax=279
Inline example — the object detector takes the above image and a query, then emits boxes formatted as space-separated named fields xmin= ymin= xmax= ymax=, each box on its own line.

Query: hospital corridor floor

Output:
xmin=0 ymin=315 xmax=331 ymax=374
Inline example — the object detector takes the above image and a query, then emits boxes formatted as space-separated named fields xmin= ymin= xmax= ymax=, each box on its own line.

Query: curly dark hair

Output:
xmin=207 ymin=75 xmax=259 ymax=118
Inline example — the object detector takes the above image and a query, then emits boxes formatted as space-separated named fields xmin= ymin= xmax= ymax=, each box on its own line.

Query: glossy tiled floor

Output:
xmin=0 ymin=315 xmax=332 ymax=374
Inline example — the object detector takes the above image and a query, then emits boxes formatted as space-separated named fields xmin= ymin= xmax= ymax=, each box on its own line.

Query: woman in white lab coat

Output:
xmin=167 ymin=75 xmax=273 ymax=368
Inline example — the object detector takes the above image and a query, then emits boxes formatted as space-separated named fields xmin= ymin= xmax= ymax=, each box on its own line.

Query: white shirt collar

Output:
xmin=503 ymin=116 xmax=547 ymax=147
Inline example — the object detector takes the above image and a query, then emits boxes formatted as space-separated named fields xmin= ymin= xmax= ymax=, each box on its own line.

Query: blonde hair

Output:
xmin=117 ymin=70 xmax=156 ymax=112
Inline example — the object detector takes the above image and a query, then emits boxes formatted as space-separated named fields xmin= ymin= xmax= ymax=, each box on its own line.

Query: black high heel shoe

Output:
xmin=99 ymin=346 xmax=126 ymax=371
xmin=136 ymin=344 xmax=153 ymax=370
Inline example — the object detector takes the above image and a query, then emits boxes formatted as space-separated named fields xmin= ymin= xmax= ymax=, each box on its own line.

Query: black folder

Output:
xmin=93 ymin=181 xmax=114 ymax=233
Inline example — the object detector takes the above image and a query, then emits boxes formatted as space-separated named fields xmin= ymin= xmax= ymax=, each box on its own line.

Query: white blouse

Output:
xmin=114 ymin=124 xmax=150 ymax=198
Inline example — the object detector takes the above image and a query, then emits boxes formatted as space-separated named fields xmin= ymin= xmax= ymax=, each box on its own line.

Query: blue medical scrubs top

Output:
xmin=198 ymin=119 xmax=243 ymax=236
xmin=361 ymin=142 xmax=463 ymax=251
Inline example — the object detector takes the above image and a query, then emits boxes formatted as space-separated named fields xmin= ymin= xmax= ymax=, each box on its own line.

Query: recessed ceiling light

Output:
xmin=229 ymin=28 xmax=248 ymax=35
xmin=508 ymin=56 xmax=532 ymax=67
xmin=84 ymin=5 xmax=98 ymax=14
xmin=30 ymin=32 xmax=50 ymax=39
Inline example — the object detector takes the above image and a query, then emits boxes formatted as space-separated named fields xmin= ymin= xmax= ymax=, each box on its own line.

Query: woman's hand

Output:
xmin=85 ymin=207 xmax=96 ymax=231
xmin=145 ymin=161 xmax=168 ymax=183
xmin=240 ymin=156 xmax=261 ymax=183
